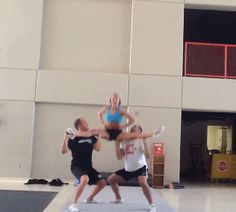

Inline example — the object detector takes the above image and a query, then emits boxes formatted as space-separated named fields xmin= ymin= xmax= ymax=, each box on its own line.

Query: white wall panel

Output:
xmin=0 ymin=101 xmax=34 ymax=177
xmin=40 ymin=0 xmax=131 ymax=73
xmin=131 ymin=0 xmax=184 ymax=76
xmin=129 ymin=75 xmax=182 ymax=108
xmin=36 ymin=70 xmax=129 ymax=105
xmin=183 ymin=77 xmax=236 ymax=112
xmin=0 ymin=0 xmax=43 ymax=69
xmin=0 ymin=69 xmax=36 ymax=101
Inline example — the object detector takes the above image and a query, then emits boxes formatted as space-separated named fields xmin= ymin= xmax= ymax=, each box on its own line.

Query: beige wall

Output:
xmin=183 ymin=78 xmax=236 ymax=112
xmin=129 ymin=75 xmax=182 ymax=108
xmin=131 ymin=0 xmax=184 ymax=76
xmin=36 ymin=70 xmax=129 ymax=105
xmin=0 ymin=0 xmax=42 ymax=178
xmin=0 ymin=0 xmax=43 ymax=69
xmin=0 ymin=101 xmax=34 ymax=178
xmin=40 ymin=0 xmax=131 ymax=73
xmin=0 ymin=69 xmax=36 ymax=101
xmin=2 ymin=0 xmax=236 ymax=184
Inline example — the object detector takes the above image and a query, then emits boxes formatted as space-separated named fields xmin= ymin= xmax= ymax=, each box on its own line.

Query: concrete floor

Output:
xmin=0 ymin=178 xmax=236 ymax=212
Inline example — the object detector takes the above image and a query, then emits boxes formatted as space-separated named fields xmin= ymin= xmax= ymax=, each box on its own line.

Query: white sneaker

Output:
xmin=149 ymin=203 xmax=157 ymax=212
xmin=110 ymin=198 xmax=124 ymax=204
xmin=68 ymin=204 xmax=79 ymax=212
xmin=66 ymin=127 xmax=76 ymax=139
xmin=84 ymin=199 xmax=100 ymax=203
xmin=153 ymin=126 xmax=165 ymax=138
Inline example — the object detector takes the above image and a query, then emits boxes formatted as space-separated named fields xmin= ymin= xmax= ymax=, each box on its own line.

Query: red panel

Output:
xmin=186 ymin=44 xmax=225 ymax=77
xmin=227 ymin=47 xmax=236 ymax=77
xmin=153 ymin=143 xmax=164 ymax=155
xmin=184 ymin=42 xmax=236 ymax=79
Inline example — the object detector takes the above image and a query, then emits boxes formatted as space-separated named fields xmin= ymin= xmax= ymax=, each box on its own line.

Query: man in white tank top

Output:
xmin=107 ymin=125 xmax=156 ymax=212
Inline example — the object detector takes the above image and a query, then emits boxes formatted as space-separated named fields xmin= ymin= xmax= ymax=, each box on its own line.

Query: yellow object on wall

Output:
xmin=211 ymin=154 xmax=232 ymax=181
xmin=231 ymin=155 xmax=236 ymax=180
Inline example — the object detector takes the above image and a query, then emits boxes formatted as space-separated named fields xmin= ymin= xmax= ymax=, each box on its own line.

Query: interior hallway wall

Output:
xmin=2 ymin=0 xmax=236 ymax=183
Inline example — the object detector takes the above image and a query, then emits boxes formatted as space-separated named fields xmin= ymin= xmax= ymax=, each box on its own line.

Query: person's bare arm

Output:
xmin=93 ymin=135 xmax=102 ymax=152
xmin=97 ymin=106 xmax=107 ymax=127
xmin=143 ymin=139 xmax=150 ymax=159
xmin=61 ymin=133 xmax=70 ymax=154
xmin=119 ymin=108 xmax=135 ymax=129
xmin=115 ymin=140 xmax=125 ymax=160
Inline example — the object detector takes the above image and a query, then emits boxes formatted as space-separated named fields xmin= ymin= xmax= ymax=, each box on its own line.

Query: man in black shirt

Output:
xmin=61 ymin=117 xmax=106 ymax=212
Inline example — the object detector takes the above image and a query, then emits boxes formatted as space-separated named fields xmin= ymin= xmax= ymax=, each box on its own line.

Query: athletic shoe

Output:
xmin=84 ymin=199 xmax=100 ymax=203
xmin=153 ymin=126 xmax=165 ymax=138
xmin=149 ymin=203 xmax=157 ymax=212
xmin=110 ymin=198 xmax=124 ymax=204
xmin=68 ymin=204 xmax=79 ymax=212
xmin=66 ymin=128 xmax=76 ymax=139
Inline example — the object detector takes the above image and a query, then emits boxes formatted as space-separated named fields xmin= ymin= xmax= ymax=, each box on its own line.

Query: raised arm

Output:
xmin=119 ymin=108 xmax=135 ymax=129
xmin=115 ymin=140 xmax=125 ymax=160
xmin=61 ymin=133 xmax=70 ymax=154
xmin=93 ymin=135 xmax=102 ymax=152
xmin=97 ymin=106 xmax=107 ymax=127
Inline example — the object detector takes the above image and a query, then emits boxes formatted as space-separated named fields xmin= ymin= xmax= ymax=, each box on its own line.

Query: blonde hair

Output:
xmin=109 ymin=93 xmax=121 ymax=106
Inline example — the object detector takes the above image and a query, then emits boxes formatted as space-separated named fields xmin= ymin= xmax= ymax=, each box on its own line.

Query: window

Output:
xmin=184 ymin=9 xmax=236 ymax=79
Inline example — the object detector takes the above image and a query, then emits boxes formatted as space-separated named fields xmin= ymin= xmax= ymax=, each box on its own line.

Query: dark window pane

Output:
xmin=227 ymin=47 xmax=236 ymax=77
xmin=186 ymin=44 xmax=224 ymax=77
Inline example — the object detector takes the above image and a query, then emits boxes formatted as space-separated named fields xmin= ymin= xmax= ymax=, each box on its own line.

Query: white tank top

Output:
xmin=120 ymin=139 xmax=147 ymax=172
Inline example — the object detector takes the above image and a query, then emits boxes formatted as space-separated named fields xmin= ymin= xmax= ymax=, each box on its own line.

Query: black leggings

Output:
xmin=106 ymin=128 xmax=122 ymax=140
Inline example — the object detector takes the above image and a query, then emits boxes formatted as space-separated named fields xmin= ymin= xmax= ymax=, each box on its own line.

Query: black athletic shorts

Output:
xmin=71 ymin=166 xmax=103 ymax=185
xmin=115 ymin=165 xmax=147 ymax=181
xmin=106 ymin=128 xmax=122 ymax=141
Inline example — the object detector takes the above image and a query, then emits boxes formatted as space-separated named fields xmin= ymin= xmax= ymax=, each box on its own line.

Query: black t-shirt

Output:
xmin=68 ymin=136 xmax=97 ymax=169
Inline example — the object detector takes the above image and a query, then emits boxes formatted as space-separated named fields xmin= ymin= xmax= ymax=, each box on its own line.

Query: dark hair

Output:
xmin=130 ymin=125 xmax=142 ymax=133
xmin=74 ymin=118 xmax=81 ymax=130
